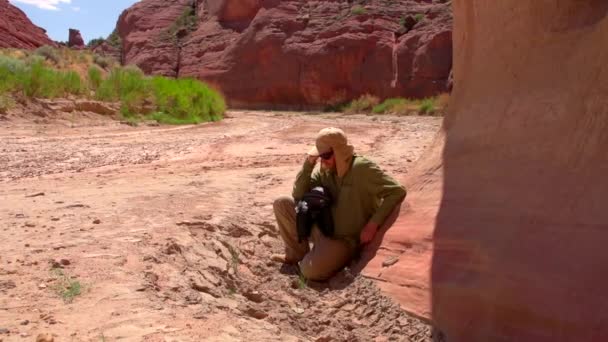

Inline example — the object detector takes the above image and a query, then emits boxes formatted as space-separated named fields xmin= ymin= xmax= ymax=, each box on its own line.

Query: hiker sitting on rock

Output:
xmin=273 ymin=127 xmax=406 ymax=281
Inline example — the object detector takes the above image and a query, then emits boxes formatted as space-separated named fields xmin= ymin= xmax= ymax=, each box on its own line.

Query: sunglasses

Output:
xmin=319 ymin=150 xmax=334 ymax=160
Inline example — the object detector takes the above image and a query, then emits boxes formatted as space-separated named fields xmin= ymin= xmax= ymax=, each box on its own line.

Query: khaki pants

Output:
xmin=273 ymin=196 xmax=356 ymax=281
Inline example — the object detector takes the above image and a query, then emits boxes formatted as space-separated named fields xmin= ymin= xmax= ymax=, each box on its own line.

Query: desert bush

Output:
xmin=150 ymin=76 xmax=225 ymax=124
xmin=87 ymin=37 xmax=105 ymax=48
xmin=372 ymin=98 xmax=408 ymax=114
xmin=419 ymin=98 xmax=436 ymax=114
xmin=34 ymin=45 xmax=60 ymax=64
xmin=93 ymin=54 xmax=110 ymax=69
xmin=87 ymin=66 xmax=103 ymax=91
xmin=0 ymin=55 xmax=26 ymax=94
xmin=344 ymin=94 xmax=380 ymax=114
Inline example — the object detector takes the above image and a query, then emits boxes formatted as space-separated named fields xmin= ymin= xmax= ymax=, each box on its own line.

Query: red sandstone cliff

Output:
xmin=115 ymin=0 xmax=453 ymax=108
xmin=0 ymin=0 xmax=55 ymax=49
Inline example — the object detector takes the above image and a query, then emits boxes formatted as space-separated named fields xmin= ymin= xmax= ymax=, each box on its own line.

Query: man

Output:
xmin=273 ymin=127 xmax=406 ymax=281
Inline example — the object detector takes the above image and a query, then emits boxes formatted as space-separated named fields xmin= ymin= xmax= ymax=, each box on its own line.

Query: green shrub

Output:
xmin=419 ymin=98 xmax=436 ymax=114
xmin=96 ymin=65 xmax=148 ymax=102
xmin=106 ymin=29 xmax=122 ymax=49
xmin=23 ymin=61 xmax=61 ymax=98
xmin=344 ymin=94 xmax=380 ymax=114
xmin=414 ymin=13 xmax=425 ymax=22
xmin=96 ymin=65 xmax=151 ymax=116
xmin=168 ymin=7 xmax=198 ymax=38
xmin=87 ymin=37 xmax=105 ymax=48
xmin=351 ymin=5 xmax=366 ymax=15
xmin=87 ymin=66 xmax=103 ymax=91
xmin=93 ymin=54 xmax=110 ymax=69
xmin=150 ymin=76 xmax=225 ymax=124
xmin=63 ymin=70 xmax=83 ymax=95
xmin=372 ymin=98 xmax=408 ymax=114
xmin=34 ymin=45 xmax=60 ymax=64
xmin=0 ymin=55 xmax=26 ymax=94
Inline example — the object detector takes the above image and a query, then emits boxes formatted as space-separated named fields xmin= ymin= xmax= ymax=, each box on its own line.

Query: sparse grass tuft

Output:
xmin=297 ymin=273 xmax=307 ymax=289
xmin=51 ymin=269 xmax=83 ymax=303
xmin=344 ymin=94 xmax=380 ymax=114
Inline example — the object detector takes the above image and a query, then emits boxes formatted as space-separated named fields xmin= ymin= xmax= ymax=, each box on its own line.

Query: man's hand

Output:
xmin=307 ymin=155 xmax=319 ymax=165
xmin=360 ymin=222 xmax=379 ymax=244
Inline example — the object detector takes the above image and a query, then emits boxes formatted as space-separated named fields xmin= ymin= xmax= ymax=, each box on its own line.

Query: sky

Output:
xmin=9 ymin=0 xmax=140 ymax=44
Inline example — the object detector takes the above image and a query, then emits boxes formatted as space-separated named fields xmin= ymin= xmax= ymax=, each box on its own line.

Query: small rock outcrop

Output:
xmin=68 ymin=28 xmax=85 ymax=48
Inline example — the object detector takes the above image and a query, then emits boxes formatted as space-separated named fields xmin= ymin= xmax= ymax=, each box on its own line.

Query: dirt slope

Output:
xmin=363 ymin=0 xmax=608 ymax=341
xmin=0 ymin=110 xmax=441 ymax=341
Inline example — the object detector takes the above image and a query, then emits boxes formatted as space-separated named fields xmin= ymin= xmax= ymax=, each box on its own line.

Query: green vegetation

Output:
xmin=344 ymin=94 xmax=380 ymax=114
xmin=297 ymin=273 xmax=307 ymax=289
xmin=343 ymin=94 xmax=449 ymax=116
xmin=0 ymin=57 xmax=84 ymax=98
xmin=372 ymin=97 xmax=408 ymax=114
xmin=0 ymin=48 xmax=225 ymax=125
xmin=166 ymin=6 xmax=198 ymax=41
xmin=106 ymin=29 xmax=122 ymax=50
xmin=88 ymin=66 xmax=103 ymax=91
xmin=351 ymin=5 xmax=367 ymax=15
xmin=87 ymin=37 xmax=105 ymax=48
xmin=419 ymin=98 xmax=436 ymax=114
xmin=51 ymin=269 xmax=83 ymax=303
xmin=150 ymin=77 xmax=225 ymax=124
xmin=93 ymin=54 xmax=111 ymax=69
xmin=35 ymin=45 xmax=60 ymax=64
xmin=414 ymin=13 xmax=425 ymax=22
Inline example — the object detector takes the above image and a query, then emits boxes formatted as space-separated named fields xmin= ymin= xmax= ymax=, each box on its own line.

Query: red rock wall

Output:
xmin=117 ymin=0 xmax=452 ymax=108
xmin=363 ymin=1 xmax=608 ymax=341
xmin=0 ymin=0 xmax=55 ymax=49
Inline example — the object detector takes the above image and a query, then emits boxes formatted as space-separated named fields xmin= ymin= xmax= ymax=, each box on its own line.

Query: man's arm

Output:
xmin=292 ymin=156 xmax=322 ymax=201
xmin=366 ymin=161 xmax=406 ymax=225
xmin=360 ymin=160 xmax=406 ymax=243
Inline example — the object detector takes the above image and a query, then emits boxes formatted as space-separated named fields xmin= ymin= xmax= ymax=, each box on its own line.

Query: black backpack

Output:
xmin=295 ymin=186 xmax=334 ymax=242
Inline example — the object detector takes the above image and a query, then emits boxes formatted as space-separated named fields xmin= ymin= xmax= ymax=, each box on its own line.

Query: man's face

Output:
xmin=319 ymin=150 xmax=336 ymax=170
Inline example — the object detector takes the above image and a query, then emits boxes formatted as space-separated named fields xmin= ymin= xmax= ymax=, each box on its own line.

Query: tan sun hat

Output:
xmin=307 ymin=127 xmax=354 ymax=177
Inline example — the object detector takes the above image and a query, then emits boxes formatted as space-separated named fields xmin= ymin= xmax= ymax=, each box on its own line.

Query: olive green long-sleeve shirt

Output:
xmin=292 ymin=155 xmax=406 ymax=246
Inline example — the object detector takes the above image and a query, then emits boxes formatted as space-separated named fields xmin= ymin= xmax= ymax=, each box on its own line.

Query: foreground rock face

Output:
xmin=68 ymin=28 xmax=85 ymax=48
xmin=0 ymin=0 xmax=55 ymax=49
xmin=364 ymin=0 xmax=608 ymax=341
xmin=116 ymin=0 xmax=452 ymax=108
